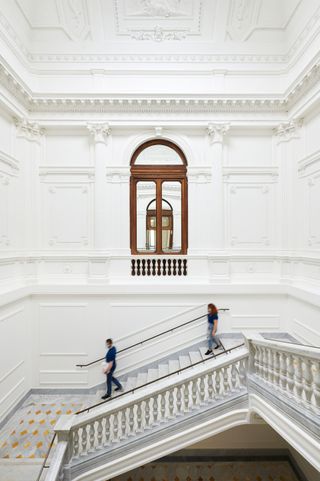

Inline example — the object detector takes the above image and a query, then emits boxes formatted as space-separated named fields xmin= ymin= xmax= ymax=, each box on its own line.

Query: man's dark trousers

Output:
xmin=106 ymin=368 xmax=122 ymax=396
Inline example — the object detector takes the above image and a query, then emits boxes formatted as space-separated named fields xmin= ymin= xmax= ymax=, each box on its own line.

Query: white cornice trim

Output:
xmin=0 ymin=61 xmax=319 ymax=115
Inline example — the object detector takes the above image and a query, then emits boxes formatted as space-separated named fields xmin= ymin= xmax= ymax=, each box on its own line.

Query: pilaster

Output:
xmin=87 ymin=122 xmax=111 ymax=250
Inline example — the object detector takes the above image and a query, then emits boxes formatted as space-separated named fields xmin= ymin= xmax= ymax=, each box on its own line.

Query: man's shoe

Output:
xmin=115 ymin=386 xmax=123 ymax=392
xmin=101 ymin=394 xmax=111 ymax=400
xmin=205 ymin=349 xmax=212 ymax=355
xmin=214 ymin=345 xmax=221 ymax=350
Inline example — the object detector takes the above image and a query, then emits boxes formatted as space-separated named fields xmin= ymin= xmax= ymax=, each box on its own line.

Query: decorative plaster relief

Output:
xmin=87 ymin=122 xmax=111 ymax=144
xmin=114 ymin=0 xmax=202 ymax=40
xmin=0 ymin=149 xmax=19 ymax=175
xmin=56 ymin=0 xmax=90 ymax=41
xmin=298 ymin=149 xmax=320 ymax=177
xmin=14 ymin=117 xmax=45 ymax=143
xmin=106 ymin=166 xmax=130 ymax=183
xmin=274 ymin=118 xmax=303 ymax=144
xmin=188 ymin=166 xmax=212 ymax=183
xmin=227 ymin=0 xmax=261 ymax=42
xmin=207 ymin=122 xmax=230 ymax=144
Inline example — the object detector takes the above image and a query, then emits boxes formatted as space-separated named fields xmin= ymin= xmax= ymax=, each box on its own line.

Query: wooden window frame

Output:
xmin=130 ymin=140 xmax=188 ymax=255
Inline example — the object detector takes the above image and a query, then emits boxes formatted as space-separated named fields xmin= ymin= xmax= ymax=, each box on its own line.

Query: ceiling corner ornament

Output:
xmin=131 ymin=25 xmax=186 ymax=41
xmin=87 ymin=123 xmax=112 ymax=144
xmin=14 ymin=117 xmax=45 ymax=143
xmin=227 ymin=0 xmax=262 ymax=42
xmin=207 ymin=123 xmax=230 ymax=144
xmin=57 ymin=0 xmax=90 ymax=41
xmin=274 ymin=118 xmax=303 ymax=144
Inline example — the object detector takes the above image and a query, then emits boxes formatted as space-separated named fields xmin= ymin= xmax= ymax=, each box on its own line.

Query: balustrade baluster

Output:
xmin=287 ymin=354 xmax=295 ymax=398
xmin=81 ymin=426 xmax=88 ymax=456
xmin=136 ymin=403 xmax=143 ymax=432
xmin=312 ymin=360 xmax=320 ymax=409
xmin=175 ymin=385 xmax=183 ymax=415
xmin=152 ymin=395 xmax=159 ymax=424
xmin=118 ymin=410 xmax=126 ymax=439
xmin=279 ymin=352 xmax=288 ymax=392
xmin=267 ymin=348 xmax=274 ymax=384
xmin=191 ymin=379 xmax=198 ymax=408
xmin=302 ymin=358 xmax=313 ymax=408
xmin=168 ymin=389 xmax=175 ymax=418
xmin=127 ymin=406 xmax=135 ymax=435
xmin=160 ymin=392 xmax=166 ymax=421
xmin=223 ymin=366 xmax=229 ymax=396
xmin=104 ymin=417 xmax=111 ymax=447
xmin=231 ymin=363 xmax=238 ymax=392
xmin=215 ymin=368 xmax=221 ymax=399
xmin=73 ymin=429 xmax=80 ymax=459
xmin=293 ymin=355 xmax=303 ymax=403
xmin=273 ymin=350 xmax=280 ymax=389
xmin=113 ymin=413 xmax=119 ymax=443
xmin=145 ymin=399 xmax=151 ymax=428
xmin=96 ymin=419 xmax=103 ymax=449
xmin=207 ymin=371 xmax=214 ymax=399
xmin=88 ymin=423 xmax=95 ymax=452
xmin=253 ymin=346 xmax=260 ymax=375
xmin=182 ymin=382 xmax=190 ymax=412
xmin=199 ymin=375 xmax=206 ymax=404
xmin=262 ymin=347 xmax=269 ymax=381
xmin=239 ymin=358 xmax=247 ymax=389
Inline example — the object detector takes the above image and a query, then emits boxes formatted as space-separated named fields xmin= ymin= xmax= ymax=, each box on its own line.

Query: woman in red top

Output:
xmin=205 ymin=303 xmax=220 ymax=355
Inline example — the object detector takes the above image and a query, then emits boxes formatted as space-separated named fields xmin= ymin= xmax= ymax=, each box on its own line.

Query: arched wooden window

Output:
xmin=130 ymin=140 xmax=188 ymax=255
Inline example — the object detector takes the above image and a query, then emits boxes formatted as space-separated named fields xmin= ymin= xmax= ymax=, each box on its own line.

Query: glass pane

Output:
xmin=162 ymin=181 xmax=181 ymax=253
xmin=137 ymin=181 xmax=156 ymax=252
xmin=135 ymin=145 xmax=183 ymax=165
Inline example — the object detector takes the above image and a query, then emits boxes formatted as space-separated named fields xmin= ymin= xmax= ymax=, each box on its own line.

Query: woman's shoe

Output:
xmin=205 ymin=349 xmax=212 ymax=355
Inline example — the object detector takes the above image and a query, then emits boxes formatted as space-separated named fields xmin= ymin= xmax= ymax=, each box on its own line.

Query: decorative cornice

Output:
xmin=39 ymin=166 xmax=95 ymax=181
xmin=223 ymin=166 xmax=279 ymax=182
xmin=187 ymin=166 xmax=212 ymax=183
xmin=274 ymin=118 xmax=303 ymax=144
xmin=207 ymin=122 xmax=230 ymax=144
xmin=14 ymin=117 xmax=45 ymax=143
xmin=87 ymin=122 xmax=111 ymax=143
xmin=131 ymin=25 xmax=186 ymax=42
xmin=0 ymin=61 xmax=319 ymax=114
xmin=106 ymin=166 xmax=130 ymax=183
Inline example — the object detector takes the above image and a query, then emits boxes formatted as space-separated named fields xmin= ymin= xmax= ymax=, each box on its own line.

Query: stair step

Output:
xmin=168 ymin=359 xmax=180 ymax=374
xmin=124 ymin=377 xmax=137 ymax=391
xmin=136 ymin=372 xmax=148 ymax=387
xmin=147 ymin=368 xmax=159 ymax=383
xmin=189 ymin=351 xmax=202 ymax=364
xmin=179 ymin=355 xmax=191 ymax=369
xmin=199 ymin=346 xmax=209 ymax=359
xmin=158 ymin=364 xmax=169 ymax=378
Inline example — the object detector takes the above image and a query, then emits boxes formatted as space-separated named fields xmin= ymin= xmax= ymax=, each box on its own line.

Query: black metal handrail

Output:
xmin=76 ymin=340 xmax=244 ymax=415
xmin=35 ymin=433 xmax=57 ymax=481
xmin=76 ymin=308 xmax=229 ymax=368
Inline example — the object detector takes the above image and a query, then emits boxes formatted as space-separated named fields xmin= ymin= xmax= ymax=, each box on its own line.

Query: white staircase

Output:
xmin=42 ymin=336 xmax=320 ymax=481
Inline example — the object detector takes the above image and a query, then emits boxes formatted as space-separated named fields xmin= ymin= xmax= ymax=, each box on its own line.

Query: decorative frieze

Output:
xmin=14 ymin=117 xmax=45 ymax=143
xmin=274 ymin=118 xmax=303 ymax=144
xmin=87 ymin=122 xmax=111 ymax=144
xmin=207 ymin=122 xmax=230 ymax=144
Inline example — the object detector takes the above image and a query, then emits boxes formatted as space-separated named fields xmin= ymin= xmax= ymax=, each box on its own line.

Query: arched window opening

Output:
xmin=130 ymin=140 xmax=188 ymax=255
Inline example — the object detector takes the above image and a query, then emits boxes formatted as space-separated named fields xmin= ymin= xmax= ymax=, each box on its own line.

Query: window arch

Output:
xmin=130 ymin=139 xmax=188 ymax=255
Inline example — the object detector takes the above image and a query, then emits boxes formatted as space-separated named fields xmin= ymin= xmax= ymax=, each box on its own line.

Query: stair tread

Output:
xmin=147 ymin=368 xmax=159 ymax=383
xmin=158 ymin=364 xmax=169 ymax=377
xmin=124 ymin=377 xmax=137 ymax=390
xmin=189 ymin=351 xmax=202 ymax=364
xmin=136 ymin=372 xmax=148 ymax=386
xmin=168 ymin=359 xmax=180 ymax=373
xmin=179 ymin=355 xmax=191 ymax=369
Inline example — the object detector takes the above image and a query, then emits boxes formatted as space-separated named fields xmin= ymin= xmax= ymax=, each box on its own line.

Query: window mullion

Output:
xmin=156 ymin=179 xmax=162 ymax=254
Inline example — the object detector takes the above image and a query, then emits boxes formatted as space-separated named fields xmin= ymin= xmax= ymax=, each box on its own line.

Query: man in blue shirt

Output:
xmin=101 ymin=338 xmax=123 ymax=399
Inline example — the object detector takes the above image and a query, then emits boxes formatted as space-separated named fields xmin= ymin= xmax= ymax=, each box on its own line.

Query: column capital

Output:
xmin=14 ymin=117 xmax=45 ymax=143
xmin=87 ymin=122 xmax=111 ymax=144
xmin=207 ymin=122 xmax=230 ymax=144
xmin=274 ymin=118 xmax=303 ymax=144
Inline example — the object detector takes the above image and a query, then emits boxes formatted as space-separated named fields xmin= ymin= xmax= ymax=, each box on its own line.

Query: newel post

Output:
xmin=54 ymin=415 xmax=76 ymax=465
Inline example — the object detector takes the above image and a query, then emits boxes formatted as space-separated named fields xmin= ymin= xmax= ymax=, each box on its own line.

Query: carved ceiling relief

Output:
xmin=57 ymin=0 xmax=90 ymax=41
xmin=227 ymin=0 xmax=261 ymax=41
xmin=114 ymin=0 xmax=202 ymax=41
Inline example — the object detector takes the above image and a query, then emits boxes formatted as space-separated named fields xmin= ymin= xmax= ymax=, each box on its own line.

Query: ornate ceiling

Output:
xmin=0 ymin=0 xmax=319 ymax=65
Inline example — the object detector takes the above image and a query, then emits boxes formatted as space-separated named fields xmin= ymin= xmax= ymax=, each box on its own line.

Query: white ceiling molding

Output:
xmin=273 ymin=118 xmax=303 ymax=144
xmin=0 ymin=1 xmax=319 ymax=70
xmin=0 ymin=61 xmax=319 ymax=115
